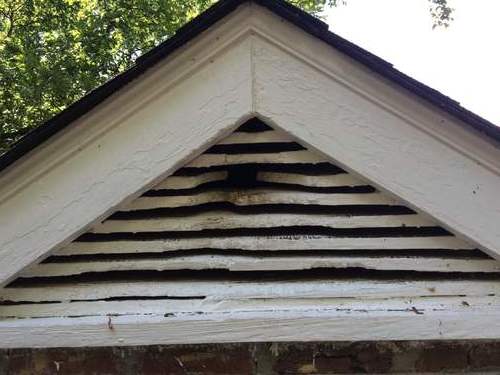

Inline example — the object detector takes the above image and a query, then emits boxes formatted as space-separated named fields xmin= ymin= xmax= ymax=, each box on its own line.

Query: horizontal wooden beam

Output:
xmin=1 ymin=305 xmax=500 ymax=348
xmin=59 ymin=236 xmax=474 ymax=255
xmin=21 ymin=254 xmax=500 ymax=278
xmin=3 ymin=279 xmax=499 ymax=302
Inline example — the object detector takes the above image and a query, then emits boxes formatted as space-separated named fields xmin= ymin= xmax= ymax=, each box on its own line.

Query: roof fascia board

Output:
xmin=250 ymin=30 xmax=500 ymax=257
xmin=0 ymin=17 xmax=255 ymax=286
xmin=1 ymin=308 xmax=500 ymax=348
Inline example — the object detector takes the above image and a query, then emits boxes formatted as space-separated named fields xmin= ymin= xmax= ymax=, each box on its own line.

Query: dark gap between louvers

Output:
xmin=108 ymin=203 xmax=413 ymax=219
xmin=204 ymin=142 xmax=306 ymax=154
xmin=142 ymin=181 xmax=376 ymax=197
xmin=77 ymin=226 xmax=450 ymax=241
xmin=9 ymin=267 xmax=500 ymax=288
xmin=235 ymin=118 xmax=274 ymax=133
xmin=42 ymin=248 xmax=489 ymax=263
xmin=172 ymin=163 xmax=346 ymax=176
xmin=0 ymin=295 xmax=206 ymax=306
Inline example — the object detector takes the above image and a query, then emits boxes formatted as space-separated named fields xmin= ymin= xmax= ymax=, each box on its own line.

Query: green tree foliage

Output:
xmin=0 ymin=0 xmax=453 ymax=154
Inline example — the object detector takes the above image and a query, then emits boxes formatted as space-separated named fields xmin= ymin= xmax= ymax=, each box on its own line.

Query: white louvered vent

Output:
xmin=1 ymin=118 xmax=499 ymax=320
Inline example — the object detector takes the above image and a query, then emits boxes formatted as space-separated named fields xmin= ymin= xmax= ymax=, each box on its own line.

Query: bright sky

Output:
xmin=323 ymin=0 xmax=500 ymax=126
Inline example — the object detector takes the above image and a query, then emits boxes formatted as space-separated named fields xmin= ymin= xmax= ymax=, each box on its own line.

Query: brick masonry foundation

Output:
xmin=2 ymin=341 xmax=500 ymax=374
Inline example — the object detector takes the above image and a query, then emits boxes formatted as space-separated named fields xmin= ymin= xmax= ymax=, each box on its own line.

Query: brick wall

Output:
xmin=2 ymin=341 xmax=500 ymax=374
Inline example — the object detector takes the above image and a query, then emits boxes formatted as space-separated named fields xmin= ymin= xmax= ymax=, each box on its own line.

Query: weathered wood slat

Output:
xmin=153 ymin=171 xmax=228 ymax=190
xmin=2 ymin=279 xmax=499 ymax=303
xmin=218 ymin=131 xmax=293 ymax=144
xmin=185 ymin=151 xmax=327 ymax=168
xmin=2 ymin=295 xmax=499 ymax=319
xmin=126 ymin=191 xmax=397 ymax=210
xmin=92 ymin=214 xmax=432 ymax=233
xmin=60 ymin=236 xmax=474 ymax=256
xmin=0 ymin=299 xmax=206 ymax=319
xmin=21 ymin=255 xmax=500 ymax=278
xmin=4 ymin=309 xmax=500 ymax=347
xmin=148 ymin=171 xmax=362 ymax=193
xmin=257 ymin=172 xmax=363 ymax=187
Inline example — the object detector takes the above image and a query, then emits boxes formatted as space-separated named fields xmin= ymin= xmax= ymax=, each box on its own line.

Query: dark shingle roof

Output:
xmin=1 ymin=0 xmax=498 ymax=172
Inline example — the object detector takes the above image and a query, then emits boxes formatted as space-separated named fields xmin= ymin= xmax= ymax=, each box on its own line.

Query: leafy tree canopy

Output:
xmin=0 ymin=0 xmax=453 ymax=153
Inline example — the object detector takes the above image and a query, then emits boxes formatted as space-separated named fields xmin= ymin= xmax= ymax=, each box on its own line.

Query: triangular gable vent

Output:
xmin=1 ymin=118 xmax=498 ymax=320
